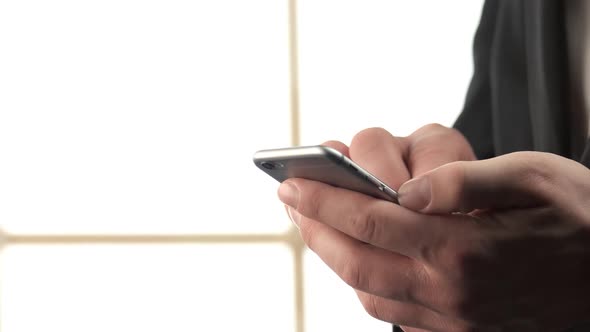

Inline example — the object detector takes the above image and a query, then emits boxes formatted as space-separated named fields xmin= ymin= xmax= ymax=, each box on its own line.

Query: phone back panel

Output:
xmin=253 ymin=146 xmax=398 ymax=203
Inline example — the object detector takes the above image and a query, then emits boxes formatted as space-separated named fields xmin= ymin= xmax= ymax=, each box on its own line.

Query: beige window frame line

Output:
xmin=0 ymin=0 xmax=304 ymax=331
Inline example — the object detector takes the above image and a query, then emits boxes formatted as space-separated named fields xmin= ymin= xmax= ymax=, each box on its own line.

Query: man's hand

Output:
xmin=283 ymin=125 xmax=475 ymax=332
xmin=279 ymin=149 xmax=590 ymax=331
xmin=327 ymin=124 xmax=476 ymax=190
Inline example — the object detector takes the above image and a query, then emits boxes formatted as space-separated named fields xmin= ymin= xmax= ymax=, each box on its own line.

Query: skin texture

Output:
xmin=278 ymin=125 xmax=590 ymax=332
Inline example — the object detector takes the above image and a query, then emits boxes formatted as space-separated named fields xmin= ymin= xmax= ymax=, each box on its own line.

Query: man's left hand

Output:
xmin=279 ymin=151 xmax=590 ymax=331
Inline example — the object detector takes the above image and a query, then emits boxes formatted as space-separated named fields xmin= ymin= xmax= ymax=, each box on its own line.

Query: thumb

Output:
xmin=397 ymin=152 xmax=557 ymax=214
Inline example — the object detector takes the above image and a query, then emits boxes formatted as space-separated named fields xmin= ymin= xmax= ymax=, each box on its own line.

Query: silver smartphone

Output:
xmin=253 ymin=145 xmax=398 ymax=203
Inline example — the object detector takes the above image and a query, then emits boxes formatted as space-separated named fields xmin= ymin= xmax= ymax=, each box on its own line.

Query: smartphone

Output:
xmin=253 ymin=145 xmax=398 ymax=203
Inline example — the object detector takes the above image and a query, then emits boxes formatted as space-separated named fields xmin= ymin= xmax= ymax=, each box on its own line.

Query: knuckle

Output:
xmin=321 ymin=140 xmax=347 ymax=150
xmin=298 ymin=218 xmax=317 ymax=249
xmin=418 ymin=122 xmax=447 ymax=134
xmin=446 ymin=128 xmax=475 ymax=156
xmin=359 ymin=294 xmax=383 ymax=321
xmin=298 ymin=182 xmax=326 ymax=218
xmin=420 ymin=225 xmax=471 ymax=272
xmin=429 ymin=161 xmax=469 ymax=211
xmin=414 ymin=265 xmax=465 ymax=317
xmin=351 ymin=127 xmax=391 ymax=145
xmin=444 ymin=160 xmax=469 ymax=189
xmin=339 ymin=257 xmax=364 ymax=289
xmin=350 ymin=127 xmax=402 ymax=152
xmin=415 ymin=219 xmax=451 ymax=264
xmin=415 ymin=123 xmax=463 ymax=142
xmin=412 ymin=123 xmax=456 ymax=145
xmin=506 ymin=152 xmax=556 ymax=196
xmin=349 ymin=207 xmax=380 ymax=243
xmin=410 ymin=124 xmax=473 ymax=159
xmin=529 ymin=160 xmax=555 ymax=186
xmin=508 ymin=152 xmax=553 ymax=179
xmin=397 ymin=261 xmax=431 ymax=305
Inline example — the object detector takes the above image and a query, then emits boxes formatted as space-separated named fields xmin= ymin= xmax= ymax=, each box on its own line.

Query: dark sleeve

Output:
xmin=582 ymin=142 xmax=590 ymax=167
xmin=453 ymin=0 xmax=499 ymax=160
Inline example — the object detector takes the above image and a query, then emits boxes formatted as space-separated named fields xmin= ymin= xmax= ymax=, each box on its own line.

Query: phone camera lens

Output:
xmin=261 ymin=162 xmax=276 ymax=170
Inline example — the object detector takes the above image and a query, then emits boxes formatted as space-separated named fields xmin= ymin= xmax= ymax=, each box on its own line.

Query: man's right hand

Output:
xmin=324 ymin=123 xmax=476 ymax=190
xmin=320 ymin=124 xmax=476 ymax=332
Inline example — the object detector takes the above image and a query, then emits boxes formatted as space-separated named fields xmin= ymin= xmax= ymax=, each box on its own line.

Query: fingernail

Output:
xmin=398 ymin=177 xmax=431 ymax=211
xmin=286 ymin=206 xmax=301 ymax=228
xmin=278 ymin=182 xmax=299 ymax=208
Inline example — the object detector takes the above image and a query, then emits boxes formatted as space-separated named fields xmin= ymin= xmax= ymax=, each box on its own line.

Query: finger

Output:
xmin=397 ymin=151 xmax=573 ymax=214
xmin=290 ymin=194 xmax=485 ymax=325
xmin=349 ymin=127 xmax=411 ymax=189
xmin=356 ymin=291 xmax=473 ymax=332
xmin=403 ymin=124 xmax=476 ymax=177
xmin=321 ymin=140 xmax=350 ymax=157
xmin=293 ymin=210 xmax=426 ymax=304
xmin=280 ymin=140 xmax=349 ymax=223
xmin=279 ymin=178 xmax=457 ymax=261
xmin=398 ymin=327 xmax=432 ymax=332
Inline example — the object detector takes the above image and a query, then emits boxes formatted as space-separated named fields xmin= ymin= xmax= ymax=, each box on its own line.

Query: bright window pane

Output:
xmin=304 ymin=250 xmax=390 ymax=331
xmin=1 ymin=244 xmax=295 ymax=332
xmin=299 ymin=0 xmax=484 ymax=144
xmin=0 ymin=0 xmax=290 ymax=234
